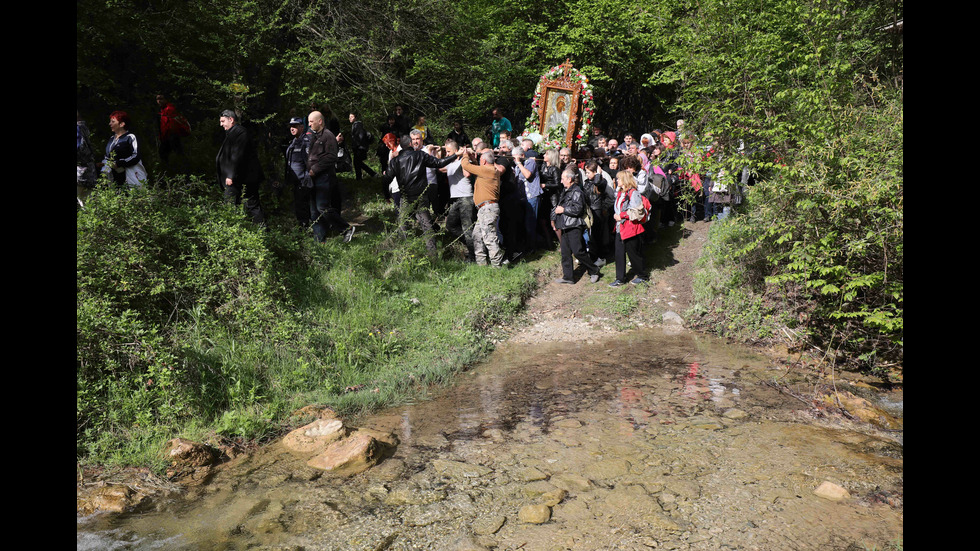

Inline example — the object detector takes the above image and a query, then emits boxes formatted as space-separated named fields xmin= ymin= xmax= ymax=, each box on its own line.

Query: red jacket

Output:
xmin=159 ymin=103 xmax=183 ymax=140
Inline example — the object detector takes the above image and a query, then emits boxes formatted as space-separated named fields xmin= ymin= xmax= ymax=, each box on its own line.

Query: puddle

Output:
xmin=78 ymin=328 xmax=903 ymax=550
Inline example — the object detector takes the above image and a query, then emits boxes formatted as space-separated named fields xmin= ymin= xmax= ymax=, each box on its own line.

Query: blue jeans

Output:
xmin=522 ymin=195 xmax=539 ymax=252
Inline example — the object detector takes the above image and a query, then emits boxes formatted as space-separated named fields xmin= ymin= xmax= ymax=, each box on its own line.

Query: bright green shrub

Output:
xmin=77 ymin=176 xmax=540 ymax=466
xmin=77 ymin=177 xmax=302 ymax=460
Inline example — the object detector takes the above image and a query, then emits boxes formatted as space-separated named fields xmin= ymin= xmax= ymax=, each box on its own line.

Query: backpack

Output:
xmin=646 ymin=172 xmax=667 ymax=203
xmin=336 ymin=144 xmax=353 ymax=173
xmin=626 ymin=189 xmax=653 ymax=224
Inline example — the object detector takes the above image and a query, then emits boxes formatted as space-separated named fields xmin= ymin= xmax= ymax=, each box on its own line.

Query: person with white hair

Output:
xmin=458 ymin=147 xmax=504 ymax=267
xmin=551 ymin=166 xmax=602 ymax=284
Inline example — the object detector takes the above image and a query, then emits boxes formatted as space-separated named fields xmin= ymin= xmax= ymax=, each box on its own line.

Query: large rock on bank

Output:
xmin=163 ymin=438 xmax=221 ymax=484
xmin=282 ymin=418 xmax=347 ymax=454
xmin=303 ymin=428 xmax=399 ymax=476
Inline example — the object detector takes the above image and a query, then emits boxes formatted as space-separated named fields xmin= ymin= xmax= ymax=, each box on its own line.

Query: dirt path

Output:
xmin=504 ymin=219 xmax=709 ymax=346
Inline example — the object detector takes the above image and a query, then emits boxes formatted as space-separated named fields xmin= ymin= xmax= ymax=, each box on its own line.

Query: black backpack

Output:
xmin=649 ymin=172 xmax=673 ymax=202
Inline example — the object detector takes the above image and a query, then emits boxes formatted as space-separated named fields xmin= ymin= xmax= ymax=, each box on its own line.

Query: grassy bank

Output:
xmin=77 ymin=174 xmax=538 ymax=470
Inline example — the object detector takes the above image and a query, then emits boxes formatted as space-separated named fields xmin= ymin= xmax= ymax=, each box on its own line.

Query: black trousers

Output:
xmin=614 ymin=231 xmax=644 ymax=281
xmin=559 ymin=226 xmax=599 ymax=280
xmin=223 ymin=179 xmax=266 ymax=226
xmin=311 ymin=170 xmax=348 ymax=241
xmin=353 ymin=148 xmax=376 ymax=180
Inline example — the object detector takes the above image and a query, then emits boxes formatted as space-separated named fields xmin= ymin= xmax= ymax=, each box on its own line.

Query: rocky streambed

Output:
xmin=77 ymin=327 xmax=903 ymax=550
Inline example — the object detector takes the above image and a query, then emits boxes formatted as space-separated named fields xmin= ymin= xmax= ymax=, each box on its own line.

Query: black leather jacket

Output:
xmin=382 ymin=149 xmax=458 ymax=202
xmin=551 ymin=183 xmax=588 ymax=230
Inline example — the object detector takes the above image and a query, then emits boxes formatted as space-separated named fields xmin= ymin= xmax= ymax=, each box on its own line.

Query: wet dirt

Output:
xmin=77 ymin=329 xmax=903 ymax=550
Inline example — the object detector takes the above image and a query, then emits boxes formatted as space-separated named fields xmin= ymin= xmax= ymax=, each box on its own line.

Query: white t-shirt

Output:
xmin=446 ymin=159 xmax=472 ymax=198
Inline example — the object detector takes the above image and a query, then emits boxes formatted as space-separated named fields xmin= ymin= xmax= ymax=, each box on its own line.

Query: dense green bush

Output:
xmin=691 ymin=86 xmax=903 ymax=370
xmin=652 ymin=0 xmax=903 ymax=372
xmin=77 ymin=177 xmax=538 ymax=467
xmin=76 ymin=177 xmax=299 ymax=460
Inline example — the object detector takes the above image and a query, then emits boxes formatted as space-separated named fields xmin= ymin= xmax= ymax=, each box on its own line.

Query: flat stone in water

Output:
xmin=553 ymin=418 xmax=583 ymax=429
xmin=518 ymin=503 xmax=552 ymax=524
xmin=472 ymin=514 xmax=507 ymax=535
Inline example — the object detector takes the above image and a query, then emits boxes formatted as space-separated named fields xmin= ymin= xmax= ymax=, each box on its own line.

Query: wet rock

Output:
xmin=472 ymin=514 xmax=507 ymax=535
xmin=482 ymin=428 xmax=505 ymax=441
xmin=515 ymin=466 xmax=549 ymax=482
xmin=589 ymin=458 xmax=632 ymax=480
xmin=518 ymin=503 xmax=552 ymax=524
xmin=551 ymin=473 xmax=593 ymax=492
xmin=814 ymin=480 xmax=851 ymax=501
xmin=665 ymin=479 xmax=702 ymax=500
xmin=683 ymin=416 xmax=724 ymax=430
xmin=404 ymin=502 xmax=452 ymax=526
xmin=76 ymin=484 xmax=141 ymax=515
xmin=554 ymin=418 xmax=583 ymax=429
xmin=522 ymin=480 xmax=560 ymax=498
xmin=365 ymin=457 xmax=407 ymax=482
xmin=163 ymin=438 xmax=221 ymax=484
xmin=722 ymin=408 xmax=749 ymax=420
xmin=364 ymin=484 xmax=389 ymax=501
xmin=384 ymin=483 xmax=447 ymax=506
xmin=416 ymin=432 xmax=450 ymax=448
xmin=540 ymin=488 xmax=568 ymax=507
xmin=282 ymin=418 xmax=346 ymax=454
xmin=819 ymin=390 xmax=902 ymax=430
xmin=306 ymin=430 xmax=396 ymax=475
xmin=165 ymin=438 xmax=220 ymax=468
xmin=437 ymin=534 xmax=490 ymax=551
xmin=432 ymin=459 xmax=493 ymax=480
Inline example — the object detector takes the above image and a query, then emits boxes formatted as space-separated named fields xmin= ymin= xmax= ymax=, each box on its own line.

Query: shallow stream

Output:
xmin=77 ymin=328 xmax=903 ymax=550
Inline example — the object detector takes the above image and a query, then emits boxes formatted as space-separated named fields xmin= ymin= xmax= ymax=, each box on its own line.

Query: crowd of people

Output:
xmin=77 ymin=100 xmax=748 ymax=286
xmin=371 ymin=109 xmax=746 ymax=286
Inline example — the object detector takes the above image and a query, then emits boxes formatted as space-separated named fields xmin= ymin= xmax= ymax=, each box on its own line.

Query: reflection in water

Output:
xmin=400 ymin=410 xmax=412 ymax=444
xmin=77 ymin=329 xmax=902 ymax=551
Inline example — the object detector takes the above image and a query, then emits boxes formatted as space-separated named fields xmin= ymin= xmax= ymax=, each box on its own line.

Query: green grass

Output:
xmin=77 ymin=173 xmax=539 ymax=468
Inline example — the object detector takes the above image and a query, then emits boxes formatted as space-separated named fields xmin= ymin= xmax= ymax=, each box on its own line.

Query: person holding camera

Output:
xmin=513 ymin=146 xmax=542 ymax=255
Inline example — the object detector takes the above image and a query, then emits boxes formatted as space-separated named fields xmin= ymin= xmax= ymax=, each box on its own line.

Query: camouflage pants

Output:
xmin=473 ymin=202 xmax=504 ymax=267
